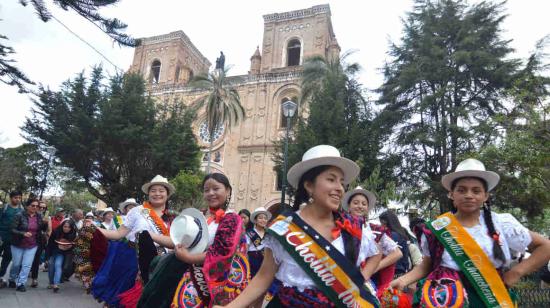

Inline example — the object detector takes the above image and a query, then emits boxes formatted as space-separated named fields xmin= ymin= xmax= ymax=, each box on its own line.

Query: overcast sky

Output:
xmin=1 ymin=0 xmax=548 ymax=148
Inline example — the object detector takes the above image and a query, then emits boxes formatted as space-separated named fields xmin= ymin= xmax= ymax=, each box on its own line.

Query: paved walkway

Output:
xmin=0 ymin=266 xmax=101 ymax=308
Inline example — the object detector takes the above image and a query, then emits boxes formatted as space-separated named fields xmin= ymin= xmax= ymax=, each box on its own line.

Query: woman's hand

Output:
xmin=389 ymin=277 xmax=408 ymax=291
xmin=502 ymin=267 xmax=523 ymax=287
xmin=175 ymin=244 xmax=191 ymax=263
xmin=24 ymin=232 xmax=32 ymax=238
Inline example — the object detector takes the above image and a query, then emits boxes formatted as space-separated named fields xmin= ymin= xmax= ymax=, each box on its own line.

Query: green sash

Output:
xmin=427 ymin=212 xmax=516 ymax=308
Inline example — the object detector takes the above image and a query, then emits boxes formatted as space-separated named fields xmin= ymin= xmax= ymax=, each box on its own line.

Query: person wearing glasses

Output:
xmin=9 ymin=198 xmax=49 ymax=291
xmin=29 ymin=200 xmax=52 ymax=287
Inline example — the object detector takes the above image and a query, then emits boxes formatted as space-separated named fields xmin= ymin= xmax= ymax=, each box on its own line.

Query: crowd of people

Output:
xmin=0 ymin=144 xmax=549 ymax=308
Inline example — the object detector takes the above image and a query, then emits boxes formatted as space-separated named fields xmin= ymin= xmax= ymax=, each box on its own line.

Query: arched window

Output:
xmin=150 ymin=60 xmax=161 ymax=83
xmin=287 ymin=39 xmax=301 ymax=66
xmin=279 ymin=96 xmax=298 ymax=128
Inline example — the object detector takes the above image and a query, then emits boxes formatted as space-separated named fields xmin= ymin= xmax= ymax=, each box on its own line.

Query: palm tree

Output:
xmin=189 ymin=67 xmax=245 ymax=173
xmin=300 ymin=50 xmax=362 ymax=105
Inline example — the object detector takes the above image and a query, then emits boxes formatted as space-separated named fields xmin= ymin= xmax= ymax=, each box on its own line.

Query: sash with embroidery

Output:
xmin=141 ymin=202 xmax=169 ymax=236
xmin=268 ymin=212 xmax=379 ymax=308
xmin=247 ymin=229 xmax=263 ymax=251
xmin=427 ymin=212 xmax=516 ymax=308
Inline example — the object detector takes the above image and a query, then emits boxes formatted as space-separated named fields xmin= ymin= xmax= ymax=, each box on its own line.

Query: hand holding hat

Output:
xmin=170 ymin=208 xmax=209 ymax=255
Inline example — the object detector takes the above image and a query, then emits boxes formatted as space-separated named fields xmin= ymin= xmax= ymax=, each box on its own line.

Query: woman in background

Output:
xmin=46 ymin=219 xmax=77 ymax=292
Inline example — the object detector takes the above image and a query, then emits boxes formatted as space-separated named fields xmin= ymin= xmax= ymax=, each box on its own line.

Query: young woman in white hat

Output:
xmin=99 ymin=208 xmax=117 ymax=231
xmin=92 ymin=175 xmax=176 ymax=307
xmin=390 ymin=159 xmax=550 ymax=307
xmin=246 ymin=207 xmax=271 ymax=278
xmin=342 ymin=186 xmax=402 ymax=297
xmin=169 ymin=172 xmax=250 ymax=307
xmin=216 ymin=145 xmax=382 ymax=308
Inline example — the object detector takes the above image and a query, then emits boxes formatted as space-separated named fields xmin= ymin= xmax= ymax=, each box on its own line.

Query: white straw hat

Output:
xmin=141 ymin=175 xmax=176 ymax=197
xmin=342 ymin=186 xmax=377 ymax=212
xmin=287 ymin=145 xmax=359 ymax=189
xmin=102 ymin=207 xmax=115 ymax=216
xmin=441 ymin=158 xmax=500 ymax=192
xmin=119 ymin=198 xmax=138 ymax=210
xmin=169 ymin=208 xmax=209 ymax=254
xmin=250 ymin=206 xmax=272 ymax=222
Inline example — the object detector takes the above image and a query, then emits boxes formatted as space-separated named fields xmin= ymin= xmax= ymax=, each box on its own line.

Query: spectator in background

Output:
xmin=119 ymin=198 xmax=138 ymax=215
xmin=9 ymin=198 xmax=48 ymax=291
xmin=72 ymin=209 xmax=84 ymax=230
xmin=29 ymin=200 xmax=51 ymax=287
xmin=238 ymin=209 xmax=253 ymax=231
xmin=379 ymin=211 xmax=415 ymax=279
xmin=407 ymin=218 xmax=425 ymax=269
xmin=0 ymin=190 xmax=23 ymax=288
xmin=51 ymin=208 xmax=66 ymax=231
xmin=46 ymin=219 xmax=77 ymax=292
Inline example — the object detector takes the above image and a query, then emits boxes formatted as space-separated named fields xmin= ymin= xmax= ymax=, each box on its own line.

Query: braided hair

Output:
xmin=451 ymin=177 xmax=506 ymax=264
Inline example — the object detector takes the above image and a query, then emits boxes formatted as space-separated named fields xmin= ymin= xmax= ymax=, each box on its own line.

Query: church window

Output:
xmin=150 ymin=60 xmax=161 ymax=83
xmin=287 ymin=39 xmax=301 ymax=66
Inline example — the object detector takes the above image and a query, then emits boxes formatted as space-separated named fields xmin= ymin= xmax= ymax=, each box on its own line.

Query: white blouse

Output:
xmin=246 ymin=228 xmax=266 ymax=252
xmin=363 ymin=223 xmax=399 ymax=256
xmin=123 ymin=205 xmax=167 ymax=242
xmin=265 ymin=213 xmax=380 ymax=291
xmin=421 ymin=212 xmax=532 ymax=270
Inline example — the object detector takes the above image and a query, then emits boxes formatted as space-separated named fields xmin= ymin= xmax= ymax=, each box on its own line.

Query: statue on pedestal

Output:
xmin=215 ymin=51 xmax=225 ymax=70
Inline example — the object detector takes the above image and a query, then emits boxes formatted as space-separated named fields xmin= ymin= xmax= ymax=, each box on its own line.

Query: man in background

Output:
xmin=0 ymin=191 xmax=23 ymax=288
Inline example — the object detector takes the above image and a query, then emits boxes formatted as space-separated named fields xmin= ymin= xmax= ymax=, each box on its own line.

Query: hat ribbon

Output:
xmin=188 ymin=217 xmax=204 ymax=250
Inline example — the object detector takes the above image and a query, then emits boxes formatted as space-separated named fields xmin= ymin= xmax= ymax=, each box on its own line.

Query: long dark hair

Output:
xmin=52 ymin=219 xmax=77 ymax=242
xmin=380 ymin=211 xmax=414 ymax=242
xmin=409 ymin=217 xmax=425 ymax=243
xmin=238 ymin=209 xmax=253 ymax=230
xmin=450 ymin=177 xmax=506 ymax=264
xmin=202 ymin=173 xmax=232 ymax=210
xmin=292 ymin=165 xmax=331 ymax=211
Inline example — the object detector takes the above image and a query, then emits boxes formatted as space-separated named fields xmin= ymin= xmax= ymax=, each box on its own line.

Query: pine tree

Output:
xmin=1 ymin=0 xmax=136 ymax=93
xmin=23 ymin=68 xmax=200 ymax=207
xmin=377 ymin=0 xmax=519 ymax=212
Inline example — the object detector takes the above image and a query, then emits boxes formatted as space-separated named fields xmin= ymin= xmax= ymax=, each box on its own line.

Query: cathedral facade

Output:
xmin=129 ymin=4 xmax=340 ymax=211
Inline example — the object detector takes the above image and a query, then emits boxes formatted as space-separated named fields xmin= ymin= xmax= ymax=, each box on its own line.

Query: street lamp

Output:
xmin=280 ymin=100 xmax=298 ymax=207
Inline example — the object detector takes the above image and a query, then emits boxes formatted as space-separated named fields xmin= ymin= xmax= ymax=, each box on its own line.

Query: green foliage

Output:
xmin=170 ymin=170 xmax=205 ymax=212
xmin=274 ymin=52 xmax=394 ymax=200
xmin=0 ymin=143 xmax=47 ymax=200
xmin=377 ymin=0 xmax=520 ymax=213
xmin=189 ymin=67 xmax=245 ymax=173
xmin=22 ymin=67 xmax=201 ymax=208
xmin=57 ymin=190 xmax=96 ymax=213
xmin=1 ymin=0 xmax=136 ymax=93
xmin=475 ymin=37 xmax=550 ymax=219
xmin=353 ymin=165 xmax=400 ymax=211
xmin=19 ymin=0 xmax=137 ymax=46
xmin=0 ymin=34 xmax=34 ymax=93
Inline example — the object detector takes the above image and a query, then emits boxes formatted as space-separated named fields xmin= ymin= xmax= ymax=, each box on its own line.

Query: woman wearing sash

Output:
xmin=93 ymin=175 xmax=175 ymax=308
xmin=247 ymin=207 xmax=271 ymax=278
xmin=342 ymin=186 xmax=402 ymax=297
xmin=100 ymin=208 xmax=118 ymax=231
xmin=216 ymin=145 xmax=382 ymax=308
xmin=390 ymin=159 xmax=550 ymax=307
xmin=170 ymin=173 xmax=249 ymax=307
